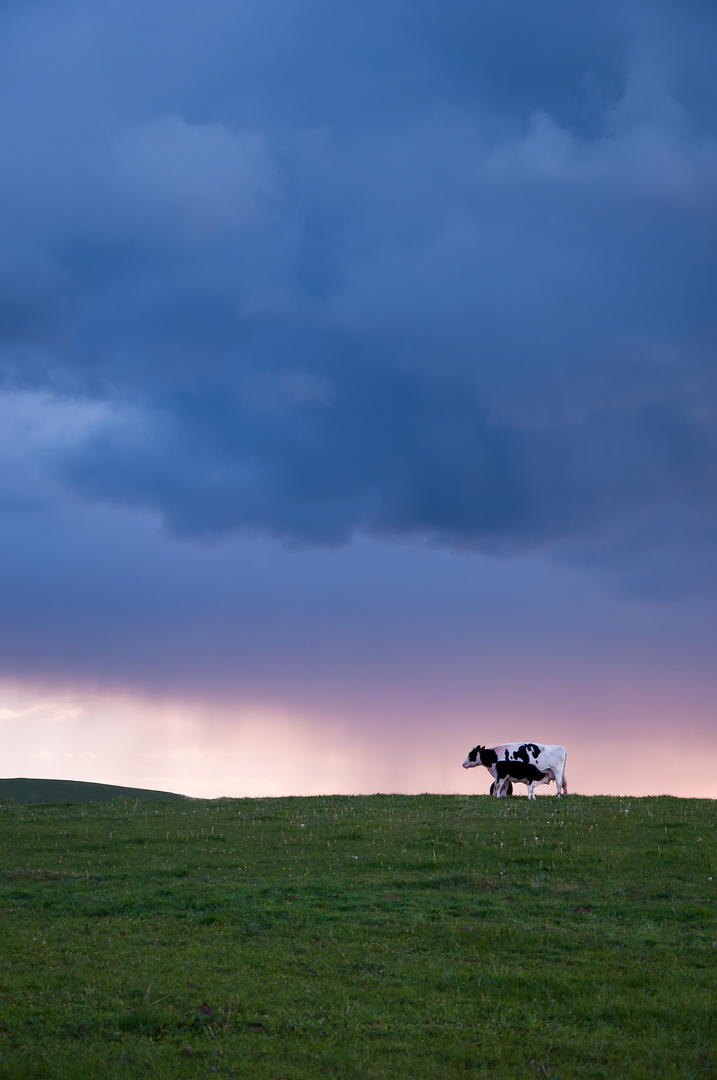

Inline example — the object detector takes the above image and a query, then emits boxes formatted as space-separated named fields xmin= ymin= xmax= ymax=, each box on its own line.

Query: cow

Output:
xmin=463 ymin=742 xmax=568 ymax=800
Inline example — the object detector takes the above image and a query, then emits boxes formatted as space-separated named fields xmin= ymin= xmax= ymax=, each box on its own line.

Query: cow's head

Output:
xmin=463 ymin=745 xmax=499 ymax=768
xmin=463 ymin=745 xmax=482 ymax=768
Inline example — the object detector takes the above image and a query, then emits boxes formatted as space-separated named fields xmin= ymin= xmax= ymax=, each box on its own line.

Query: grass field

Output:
xmin=0 ymin=792 xmax=714 ymax=1079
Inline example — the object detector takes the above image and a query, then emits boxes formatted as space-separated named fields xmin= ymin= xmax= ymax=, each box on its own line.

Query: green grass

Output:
xmin=0 ymin=793 xmax=714 ymax=1079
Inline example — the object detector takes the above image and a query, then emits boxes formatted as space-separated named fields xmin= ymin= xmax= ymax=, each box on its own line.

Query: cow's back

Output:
xmin=493 ymin=742 xmax=566 ymax=770
xmin=491 ymin=742 xmax=547 ymax=764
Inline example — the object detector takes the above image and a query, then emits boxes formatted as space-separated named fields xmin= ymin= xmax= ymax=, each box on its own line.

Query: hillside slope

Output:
xmin=0 ymin=777 xmax=188 ymax=803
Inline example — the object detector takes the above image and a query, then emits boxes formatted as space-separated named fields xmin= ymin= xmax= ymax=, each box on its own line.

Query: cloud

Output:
xmin=107 ymin=117 xmax=278 ymax=237
xmin=483 ymin=108 xmax=717 ymax=209
xmin=0 ymin=0 xmax=715 ymax=591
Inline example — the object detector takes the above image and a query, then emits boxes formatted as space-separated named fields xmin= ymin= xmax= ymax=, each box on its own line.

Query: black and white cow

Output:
xmin=463 ymin=742 xmax=568 ymax=799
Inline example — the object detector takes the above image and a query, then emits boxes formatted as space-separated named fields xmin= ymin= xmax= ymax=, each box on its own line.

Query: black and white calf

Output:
xmin=463 ymin=742 xmax=568 ymax=799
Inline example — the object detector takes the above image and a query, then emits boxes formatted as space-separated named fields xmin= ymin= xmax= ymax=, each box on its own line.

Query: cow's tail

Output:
xmin=560 ymin=748 xmax=568 ymax=796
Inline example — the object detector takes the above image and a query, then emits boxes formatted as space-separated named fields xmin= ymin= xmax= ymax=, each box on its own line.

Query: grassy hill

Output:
xmin=0 ymin=793 xmax=714 ymax=1079
xmin=0 ymin=777 xmax=188 ymax=804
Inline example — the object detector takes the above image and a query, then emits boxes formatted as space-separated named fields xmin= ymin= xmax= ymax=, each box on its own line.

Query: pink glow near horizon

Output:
xmin=1 ymin=680 xmax=715 ymax=800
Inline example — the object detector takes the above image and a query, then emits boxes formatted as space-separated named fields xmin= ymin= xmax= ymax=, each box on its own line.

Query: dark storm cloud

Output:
xmin=1 ymin=0 xmax=717 ymax=572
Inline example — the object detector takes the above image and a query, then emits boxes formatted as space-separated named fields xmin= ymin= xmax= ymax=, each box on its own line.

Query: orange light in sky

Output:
xmin=1 ymin=679 xmax=715 ymax=799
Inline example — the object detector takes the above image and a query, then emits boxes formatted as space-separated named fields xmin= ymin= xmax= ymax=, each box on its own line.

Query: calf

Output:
xmin=463 ymin=742 xmax=568 ymax=799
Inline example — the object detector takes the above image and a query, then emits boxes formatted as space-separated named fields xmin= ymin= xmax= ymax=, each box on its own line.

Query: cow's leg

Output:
xmin=526 ymin=782 xmax=535 ymax=800
xmin=552 ymin=762 xmax=568 ymax=797
xmin=497 ymin=775 xmax=513 ymax=798
xmin=557 ymin=753 xmax=568 ymax=796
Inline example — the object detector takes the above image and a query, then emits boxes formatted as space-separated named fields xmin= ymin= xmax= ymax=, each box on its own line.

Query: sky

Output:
xmin=1 ymin=0 xmax=716 ymax=798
